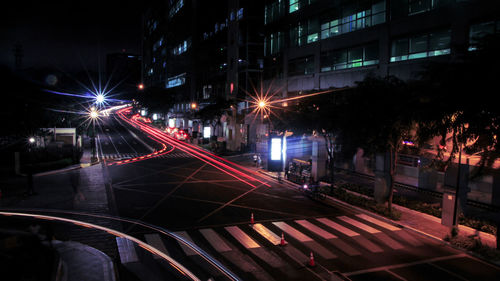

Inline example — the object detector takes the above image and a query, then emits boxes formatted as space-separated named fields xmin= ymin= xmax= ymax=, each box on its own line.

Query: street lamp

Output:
xmin=89 ymin=108 xmax=99 ymax=162
xmin=96 ymin=94 xmax=105 ymax=104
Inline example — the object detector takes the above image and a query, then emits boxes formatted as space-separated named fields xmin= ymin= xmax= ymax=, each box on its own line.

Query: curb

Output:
xmin=33 ymin=161 xmax=100 ymax=177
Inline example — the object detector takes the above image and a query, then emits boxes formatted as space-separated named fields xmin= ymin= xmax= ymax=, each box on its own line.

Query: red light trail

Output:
xmin=113 ymin=107 xmax=270 ymax=188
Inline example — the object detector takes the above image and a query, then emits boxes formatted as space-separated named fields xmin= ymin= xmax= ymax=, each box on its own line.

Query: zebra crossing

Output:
xmin=118 ymin=213 xmax=428 ymax=281
xmin=102 ymin=151 xmax=191 ymax=160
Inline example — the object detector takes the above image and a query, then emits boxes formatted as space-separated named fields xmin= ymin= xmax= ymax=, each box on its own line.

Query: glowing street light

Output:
xmin=191 ymin=102 xmax=197 ymax=109
xmin=96 ymin=94 xmax=105 ymax=104
xmin=90 ymin=109 xmax=99 ymax=119
xmin=28 ymin=137 xmax=35 ymax=144
xmin=138 ymin=83 xmax=144 ymax=90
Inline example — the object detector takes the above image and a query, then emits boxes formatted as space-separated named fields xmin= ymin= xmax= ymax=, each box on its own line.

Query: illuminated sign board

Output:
xmin=270 ymin=138 xmax=282 ymax=161
xmin=203 ymin=126 xmax=211 ymax=138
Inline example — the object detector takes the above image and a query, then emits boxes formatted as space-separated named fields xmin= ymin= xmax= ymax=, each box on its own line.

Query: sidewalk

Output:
xmin=0 ymin=136 xmax=118 ymax=281
xmin=226 ymin=153 xmax=499 ymax=259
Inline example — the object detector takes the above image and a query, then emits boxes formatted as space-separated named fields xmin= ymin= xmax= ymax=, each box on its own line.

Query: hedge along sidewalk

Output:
xmin=323 ymin=184 xmax=497 ymax=249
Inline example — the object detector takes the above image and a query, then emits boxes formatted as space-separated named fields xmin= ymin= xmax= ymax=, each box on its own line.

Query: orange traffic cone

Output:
xmin=280 ymin=232 xmax=286 ymax=246
xmin=250 ymin=213 xmax=255 ymax=224
xmin=308 ymin=252 xmax=316 ymax=267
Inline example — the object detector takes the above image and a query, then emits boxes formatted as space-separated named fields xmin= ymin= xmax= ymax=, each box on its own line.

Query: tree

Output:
xmin=274 ymin=88 xmax=346 ymax=190
xmin=414 ymin=34 xmax=500 ymax=246
xmin=415 ymin=34 xmax=500 ymax=177
xmin=195 ymin=97 xmax=234 ymax=124
xmin=336 ymin=75 xmax=416 ymax=214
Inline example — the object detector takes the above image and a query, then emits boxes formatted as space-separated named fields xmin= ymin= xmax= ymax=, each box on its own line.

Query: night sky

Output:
xmin=1 ymin=1 xmax=146 ymax=72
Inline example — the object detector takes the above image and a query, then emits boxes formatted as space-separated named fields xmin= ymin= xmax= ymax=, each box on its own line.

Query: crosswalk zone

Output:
xmin=122 ymin=214 xmax=425 ymax=281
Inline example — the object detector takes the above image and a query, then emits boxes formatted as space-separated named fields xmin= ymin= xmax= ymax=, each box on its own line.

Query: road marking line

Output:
xmin=386 ymin=269 xmax=408 ymax=281
xmin=272 ymin=222 xmax=312 ymax=242
xmin=344 ymin=253 xmax=467 ymax=276
xmin=356 ymin=214 xmax=401 ymax=231
xmin=116 ymin=237 xmax=138 ymax=263
xmin=144 ymin=234 xmax=169 ymax=258
xmin=352 ymin=235 xmax=384 ymax=253
xmin=225 ymin=226 xmax=260 ymax=249
xmin=374 ymin=232 xmax=405 ymax=250
xmin=316 ymin=218 xmax=360 ymax=237
xmin=173 ymin=231 xmax=198 ymax=256
xmin=199 ymin=229 xmax=232 ymax=253
xmin=251 ymin=223 xmax=282 ymax=245
xmin=295 ymin=220 xmax=337 ymax=239
xmin=338 ymin=216 xmax=381 ymax=234
xmin=428 ymin=262 xmax=470 ymax=281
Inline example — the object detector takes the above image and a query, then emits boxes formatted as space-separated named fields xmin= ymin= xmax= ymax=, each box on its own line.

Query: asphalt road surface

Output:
xmin=96 ymin=110 xmax=500 ymax=281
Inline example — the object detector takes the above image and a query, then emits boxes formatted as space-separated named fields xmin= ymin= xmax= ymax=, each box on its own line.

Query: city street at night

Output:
xmin=2 ymin=1 xmax=500 ymax=280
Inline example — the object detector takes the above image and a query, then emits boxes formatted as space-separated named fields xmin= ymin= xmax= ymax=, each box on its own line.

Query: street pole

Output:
xmin=92 ymin=120 xmax=96 ymax=161
xmin=452 ymin=125 xmax=463 ymax=230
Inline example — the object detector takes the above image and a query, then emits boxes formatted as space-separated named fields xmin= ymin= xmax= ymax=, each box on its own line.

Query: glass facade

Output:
xmin=169 ymin=0 xmax=184 ymax=18
xmin=321 ymin=1 xmax=385 ymax=40
xmin=173 ymin=38 xmax=191 ymax=55
xmin=264 ymin=32 xmax=284 ymax=56
xmin=290 ymin=19 xmax=319 ymax=47
xmin=320 ymin=43 xmax=379 ymax=72
xmin=289 ymin=0 xmax=316 ymax=14
xmin=265 ymin=0 xmax=286 ymax=24
xmin=288 ymin=56 xmax=314 ymax=75
xmin=469 ymin=20 xmax=500 ymax=51
xmin=391 ymin=29 xmax=451 ymax=62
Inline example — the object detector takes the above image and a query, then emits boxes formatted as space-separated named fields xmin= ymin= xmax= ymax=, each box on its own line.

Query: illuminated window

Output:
xmin=390 ymin=30 xmax=451 ymax=62
xmin=408 ymin=0 xmax=433 ymax=16
xmin=469 ymin=21 xmax=500 ymax=51
xmin=265 ymin=0 xmax=286 ymax=24
xmin=169 ymin=0 xmax=184 ymax=18
xmin=166 ymin=73 xmax=186 ymax=88
xmin=321 ymin=43 xmax=379 ymax=72
xmin=289 ymin=0 xmax=299 ymax=13
xmin=203 ymin=85 xmax=212 ymax=99
xmin=172 ymin=38 xmax=191 ymax=55
xmin=265 ymin=32 xmax=284 ymax=55
xmin=237 ymin=8 xmax=244 ymax=20
xmin=290 ymin=19 xmax=319 ymax=47
xmin=321 ymin=1 xmax=385 ymax=40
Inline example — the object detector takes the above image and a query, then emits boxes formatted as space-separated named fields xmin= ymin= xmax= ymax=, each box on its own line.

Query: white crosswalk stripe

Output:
xmin=199 ymin=228 xmax=232 ymax=252
xmin=225 ymin=226 xmax=260 ymax=249
xmin=338 ymin=216 xmax=381 ymax=234
xmin=355 ymin=214 xmax=401 ymax=231
xmin=144 ymin=233 xmax=169 ymax=259
xmin=251 ymin=223 xmax=282 ymax=245
xmin=174 ymin=231 xmax=198 ymax=256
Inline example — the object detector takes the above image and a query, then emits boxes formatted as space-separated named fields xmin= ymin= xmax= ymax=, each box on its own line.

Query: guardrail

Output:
xmin=335 ymin=168 xmax=500 ymax=212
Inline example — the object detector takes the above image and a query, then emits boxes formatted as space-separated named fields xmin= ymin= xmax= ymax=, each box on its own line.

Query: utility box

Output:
xmin=442 ymin=189 xmax=457 ymax=227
